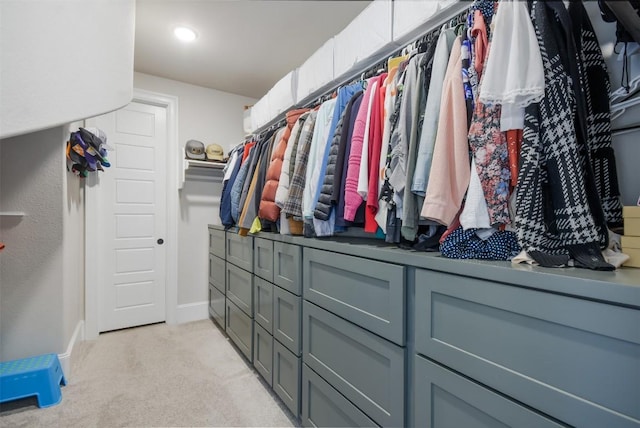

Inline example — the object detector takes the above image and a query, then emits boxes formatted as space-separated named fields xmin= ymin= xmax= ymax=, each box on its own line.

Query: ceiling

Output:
xmin=134 ymin=0 xmax=372 ymax=100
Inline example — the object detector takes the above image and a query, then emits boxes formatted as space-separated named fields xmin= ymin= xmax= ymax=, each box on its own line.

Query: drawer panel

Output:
xmin=303 ymin=247 xmax=405 ymax=345
xmin=209 ymin=284 xmax=225 ymax=330
xmin=414 ymin=269 xmax=640 ymax=428
xmin=254 ymin=322 xmax=273 ymax=387
xmin=274 ymin=286 xmax=301 ymax=356
xmin=226 ymin=299 xmax=253 ymax=362
xmin=226 ymin=232 xmax=253 ymax=272
xmin=274 ymin=339 xmax=301 ymax=418
xmin=254 ymin=237 xmax=274 ymax=283
xmin=302 ymin=364 xmax=379 ymax=428
xmin=303 ymin=301 xmax=404 ymax=427
xmin=254 ymin=277 xmax=274 ymax=334
xmin=274 ymin=242 xmax=302 ymax=295
xmin=414 ymin=355 xmax=566 ymax=428
xmin=209 ymin=253 xmax=226 ymax=293
xmin=226 ymin=263 xmax=253 ymax=317
xmin=208 ymin=227 xmax=225 ymax=259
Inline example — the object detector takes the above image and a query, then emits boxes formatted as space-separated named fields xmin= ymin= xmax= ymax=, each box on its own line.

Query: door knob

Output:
xmin=157 ymin=238 xmax=164 ymax=245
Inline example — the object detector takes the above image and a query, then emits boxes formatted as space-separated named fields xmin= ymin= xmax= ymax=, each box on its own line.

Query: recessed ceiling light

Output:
xmin=174 ymin=26 xmax=197 ymax=42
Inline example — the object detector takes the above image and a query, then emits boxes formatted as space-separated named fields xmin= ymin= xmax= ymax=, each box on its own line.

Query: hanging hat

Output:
xmin=185 ymin=140 xmax=206 ymax=160
xmin=205 ymin=143 xmax=225 ymax=161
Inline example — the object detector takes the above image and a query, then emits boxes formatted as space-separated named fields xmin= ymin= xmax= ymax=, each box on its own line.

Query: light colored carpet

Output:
xmin=0 ymin=320 xmax=298 ymax=427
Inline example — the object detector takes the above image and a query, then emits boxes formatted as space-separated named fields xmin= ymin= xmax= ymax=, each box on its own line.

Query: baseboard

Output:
xmin=176 ymin=301 xmax=209 ymax=324
xmin=58 ymin=320 xmax=84 ymax=380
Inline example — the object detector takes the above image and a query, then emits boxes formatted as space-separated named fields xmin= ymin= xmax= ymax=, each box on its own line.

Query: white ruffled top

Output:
xmin=478 ymin=0 xmax=545 ymax=107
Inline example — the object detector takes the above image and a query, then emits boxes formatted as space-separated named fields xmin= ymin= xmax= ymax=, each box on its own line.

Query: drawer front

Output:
xmin=414 ymin=355 xmax=566 ymax=428
xmin=303 ymin=247 xmax=405 ymax=345
xmin=208 ymin=227 xmax=225 ymax=259
xmin=226 ymin=263 xmax=253 ymax=317
xmin=209 ymin=253 xmax=226 ymax=293
xmin=303 ymin=301 xmax=405 ymax=427
xmin=254 ymin=237 xmax=274 ymax=283
xmin=226 ymin=232 xmax=253 ymax=272
xmin=209 ymin=284 xmax=225 ymax=330
xmin=274 ymin=339 xmax=301 ymax=418
xmin=302 ymin=364 xmax=379 ymax=428
xmin=254 ymin=277 xmax=274 ymax=334
xmin=226 ymin=299 xmax=253 ymax=362
xmin=274 ymin=286 xmax=301 ymax=356
xmin=274 ymin=242 xmax=302 ymax=295
xmin=414 ymin=269 xmax=640 ymax=428
xmin=254 ymin=322 xmax=273 ymax=387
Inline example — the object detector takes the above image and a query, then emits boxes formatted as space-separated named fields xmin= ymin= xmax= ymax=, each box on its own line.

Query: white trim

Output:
xmin=58 ymin=320 xmax=85 ymax=380
xmin=176 ymin=301 xmax=209 ymax=324
xmin=84 ymin=89 xmax=179 ymax=338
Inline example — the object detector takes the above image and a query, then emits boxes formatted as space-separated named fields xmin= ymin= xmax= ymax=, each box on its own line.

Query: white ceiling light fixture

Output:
xmin=174 ymin=26 xmax=198 ymax=42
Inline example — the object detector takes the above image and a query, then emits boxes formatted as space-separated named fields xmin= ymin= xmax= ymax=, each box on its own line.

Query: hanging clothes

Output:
xmin=275 ymin=112 xmax=310 ymax=209
xmin=335 ymin=93 xmax=365 ymax=229
xmin=364 ymin=74 xmax=387 ymax=233
xmin=421 ymin=36 xmax=470 ymax=227
xmin=220 ymin=148 xmax=242 ymax=228
xmin=259 ymin=109 xmax=310 ymax=222
xmin=412 ymin=27 xmax=457 ymax=196
xmin=515 ymin=1 xmax=613 ymax=270
xmin=282 ymin=111 xmax=318 ymax=233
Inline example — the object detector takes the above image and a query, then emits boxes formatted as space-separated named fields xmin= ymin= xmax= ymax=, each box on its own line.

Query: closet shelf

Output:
xmin=0 ymin=212 xmax=26 ymax=217
xmin=181 ymin=159 xmax=225 ymax=186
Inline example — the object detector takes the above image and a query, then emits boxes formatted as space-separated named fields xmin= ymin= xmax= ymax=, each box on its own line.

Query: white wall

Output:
xmin=0 ymin=0 xmax=135 ymax=139
xmin=1 ymin=127 xmax=66 ymax=361
xmin=133 ymin=72 xmax=256 ymax=308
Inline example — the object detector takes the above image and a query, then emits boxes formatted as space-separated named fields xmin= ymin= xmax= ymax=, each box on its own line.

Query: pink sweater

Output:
xmin=344 ymin=77 xmax=376 ymax=221
xmin=421 ymin=37 xmax=470 ymax=226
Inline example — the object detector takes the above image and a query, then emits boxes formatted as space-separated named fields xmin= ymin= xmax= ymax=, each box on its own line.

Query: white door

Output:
xmin=87 ymin=101 xmax=167 ymax=332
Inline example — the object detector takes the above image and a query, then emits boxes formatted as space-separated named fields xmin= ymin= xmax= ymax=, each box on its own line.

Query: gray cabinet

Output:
xmin=303 ymin=301 xmax=405 ymax=427
xmin=208 ymin=253 xmax=226 ymax=293
xmin=274 ymin=242 xmax=302 ymax=295
xmin=303 ymin=247 xmax=405 ymax=346
xmin=414 ymin=355 xmax=565 ymax=428
xmin=209 ymin=284 xmax=225 ymax=329
xmin=254 ymin=276 xmax=273 ymax=334
xmin=226 ymin=232 xmax=253 ymax=272
xmin=414 ymin=269 xmax=640 ymax=428
xmin=208 ymin=227 xmax=225 ymax=259
xmin=226 ymin=263 xmax=253 ymax=317
xmin=274 ymin=286 xmax=301 ymax=355
xmin=254 ymin=322 xmax=273 ymax=387
xmin=254 ymin=237 xmax=274 ymax=282
xmin=274 ymin=339 xmax=301 ymax=418
xmin=226 ymin=299 xmax=253 ymax=362
xmin=302 ymin=363 xmax=379 ymax=428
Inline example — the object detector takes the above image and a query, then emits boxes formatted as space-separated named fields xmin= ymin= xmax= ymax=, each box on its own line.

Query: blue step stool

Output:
xmin=0 ymin=353 xmax=66 ymax=408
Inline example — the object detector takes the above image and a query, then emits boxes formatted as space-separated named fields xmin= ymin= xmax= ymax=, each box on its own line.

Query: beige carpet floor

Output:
xmin=0 ymin=320 xmax=298 ymax=427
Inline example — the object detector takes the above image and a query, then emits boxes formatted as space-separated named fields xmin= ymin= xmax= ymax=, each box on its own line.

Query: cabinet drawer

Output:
xmin=274 ymin=286 xmax=301 ymax=356
xmin=303 ymin=248 xmax=405 ymax=345
xmin=302 ymin=364 xmax=379 ymax=428
xmin=226 ymin=263 xmax=253 ymax=317
xmin=303 ymin=301 xmax=404 ymax=427
xmin=274 ymin=339 xmax=301 ymax=418
xmin=254 ymin=322 xmax=273 ymax=387
xmin=274 ymin=241 xmax=302 ymax=295
xmin=208 ymin=227 xmax=225 ymax=259
xmin=414 ymin=355 xmax=566 ymax=428
xmin=226 ymin=232 xmax=253 ymax=272
xmin=254 ymin=237 xmax=274 ymax=282
xmin=226 ymin=299 xmax=253 ymax=362
xmin=254 ymin=277 xmax=273 ymax=334
xmin=209 ymin=284 xmax=225 ymax=330
xmin=209 ymin=253 xmax=226 ymax=293
xmin=414 ymin=269 xmax=640 ymax=428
